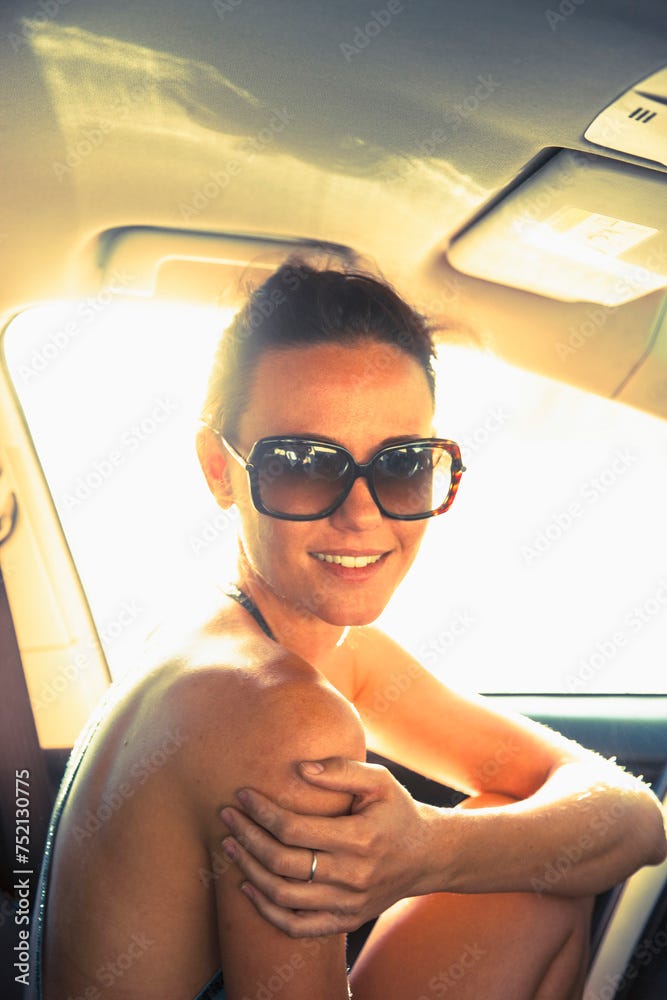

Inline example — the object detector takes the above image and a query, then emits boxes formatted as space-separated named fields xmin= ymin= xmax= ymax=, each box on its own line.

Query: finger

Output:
xmin=223 ymin=807 xmax=319 ymax=881
xmin=223 ymin=805 xmax=373 ymax=889
xmin=222 ymin=806 xmax=300 ymax=871
xmin=299 ymin=758 xmax=388 ymax=806
xmin=223 ymin=826 xmax=344 ymax=893
xmin=223 ymin=836 xmax=357 ymax=914
xmin=233 ymin=789 xmax=363 ymax=853
xmin=240 ymin=881 xmax=361 ymax=938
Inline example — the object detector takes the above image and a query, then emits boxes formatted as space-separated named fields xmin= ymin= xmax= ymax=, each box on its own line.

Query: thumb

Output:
xmin=299 ymin=757 xmax=386 ymax=806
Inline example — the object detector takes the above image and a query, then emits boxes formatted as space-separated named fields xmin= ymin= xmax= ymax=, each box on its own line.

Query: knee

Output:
xmin=562 ymin=893 xmax=595 ymax=942
xmin=524 ymin=891 xmax=594 ymax=951
xmin=455 ymin=791 xmax=521 ymax=810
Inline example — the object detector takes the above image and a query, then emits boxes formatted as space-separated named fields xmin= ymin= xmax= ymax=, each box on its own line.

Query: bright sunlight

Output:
xmin=4 ymin=296 xmax=667 ymax=693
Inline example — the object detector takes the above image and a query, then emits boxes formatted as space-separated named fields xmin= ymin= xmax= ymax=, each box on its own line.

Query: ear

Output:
xmin=196 ymin=427 xmax=234 ymax=509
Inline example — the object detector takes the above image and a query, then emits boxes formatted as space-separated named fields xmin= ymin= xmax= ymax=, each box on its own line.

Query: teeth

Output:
xmin=313 ymin=553 xmax=383 ymax=568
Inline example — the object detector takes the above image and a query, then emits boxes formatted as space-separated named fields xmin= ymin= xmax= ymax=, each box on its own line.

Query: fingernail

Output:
xmin=221 ymin=808 xmax=234 ymax=827
xmin=300 ymin=760 xmax=324 ymax=775
xmin=222 ymin=837 xmax=236 ymax=860
xmin=240 ymin=881 xmax=254 ymax=899
xmin=237 ymin=788 xmax=251 ymax=806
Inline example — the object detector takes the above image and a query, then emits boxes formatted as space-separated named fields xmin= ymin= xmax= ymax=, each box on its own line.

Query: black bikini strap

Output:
xmin=224 ymin=584 xmax=275 ymax=641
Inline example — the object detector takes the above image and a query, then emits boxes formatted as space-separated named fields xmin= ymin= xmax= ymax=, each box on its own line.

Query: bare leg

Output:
xmin=350 ymin=795 xmax=594 ymax=1000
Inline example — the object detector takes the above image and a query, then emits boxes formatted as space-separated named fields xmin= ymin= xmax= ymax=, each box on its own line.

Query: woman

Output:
xmin=32 ymin=261 xmax=666 ymax=999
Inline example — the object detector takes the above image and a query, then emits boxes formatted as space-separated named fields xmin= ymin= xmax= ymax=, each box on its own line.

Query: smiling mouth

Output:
xmin=310 ymin=552 xmax=386 ymax=568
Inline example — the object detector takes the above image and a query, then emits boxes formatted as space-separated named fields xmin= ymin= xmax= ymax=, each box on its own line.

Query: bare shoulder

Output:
xmin=347 ymin=623 xmax=430 ymax=694
xmin=159 ymin=630 xmax=365 ymax=749
xmin=153 ymin=632 xmax=366 ymax=835
xmin=350 ymin=622 xmax=419 ymax=664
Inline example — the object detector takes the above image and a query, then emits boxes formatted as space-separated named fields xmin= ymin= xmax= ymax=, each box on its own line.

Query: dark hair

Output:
xmin=202 ymin=260 xmax=436 ymax=440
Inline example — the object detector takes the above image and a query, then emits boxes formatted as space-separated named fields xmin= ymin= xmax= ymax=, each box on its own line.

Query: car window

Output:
xmin=3 ymin=296 xmax=667 ymax=694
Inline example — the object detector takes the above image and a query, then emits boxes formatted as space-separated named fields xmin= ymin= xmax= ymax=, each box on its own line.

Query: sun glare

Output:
xmin=4 ymin=301 xmax=667 ymax=692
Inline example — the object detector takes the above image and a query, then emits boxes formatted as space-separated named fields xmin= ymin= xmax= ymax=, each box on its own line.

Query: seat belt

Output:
xmin=0 ymin=561 xmax=54 ymax=904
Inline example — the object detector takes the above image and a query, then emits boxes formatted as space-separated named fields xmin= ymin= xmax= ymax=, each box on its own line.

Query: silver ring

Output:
xmin=307 ymin=849 xmax=318 ymax=883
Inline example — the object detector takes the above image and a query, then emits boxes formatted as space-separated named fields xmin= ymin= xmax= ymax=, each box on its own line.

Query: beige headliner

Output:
xmin=1 ymin=1 xmax=666 ymax=416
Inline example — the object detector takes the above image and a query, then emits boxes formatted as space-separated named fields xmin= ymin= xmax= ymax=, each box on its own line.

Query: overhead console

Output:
xmin=446 ymin=148 xmax=667 ymax=307
xmin=428 ymin=68 xmax=667 ymax=419
xmin=585 ymin=66 xmax=667 ymax=169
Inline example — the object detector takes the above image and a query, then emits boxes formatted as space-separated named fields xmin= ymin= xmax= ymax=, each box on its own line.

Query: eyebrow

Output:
xmin=271 ymin=432 xmax=433 ymax=449
xmin=377 ymin=434 xmax=433 ymax=447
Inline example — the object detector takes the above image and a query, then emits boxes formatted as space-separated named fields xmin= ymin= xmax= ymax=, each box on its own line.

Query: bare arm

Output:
xmin=439 ymin=755 xmax=666 ymax=896
xmin=353 ymin=628 xmax=666 ymax=893
xmin=183 ymin=662 xmax=365 ymax=997
xmin=220 ymin=629 xmax=666 ymax=935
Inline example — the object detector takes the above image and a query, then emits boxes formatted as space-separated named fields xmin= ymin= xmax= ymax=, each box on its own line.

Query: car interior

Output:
xmin=1 ymin=1 xmax=666 ymax=996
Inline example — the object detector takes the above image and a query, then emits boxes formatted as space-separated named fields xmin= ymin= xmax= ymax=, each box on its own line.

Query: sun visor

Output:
xmin=96 ymin=227 xmax=357 ymax=301
xmin=584 ymin=66 xmax=667 ymax=168
xmin=446 ymin=149 xmax=667 ymax=306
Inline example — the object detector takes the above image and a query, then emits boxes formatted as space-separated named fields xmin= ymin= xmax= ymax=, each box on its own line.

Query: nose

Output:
xmin=329 ymin=474 xmax=383 ymax=530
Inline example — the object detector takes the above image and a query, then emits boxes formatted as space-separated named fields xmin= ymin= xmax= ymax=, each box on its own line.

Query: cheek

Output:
xmin=238 ymin=508 xmax=305 ymax=577
xmin=400 ymin=521 xmax=428 ymax=551
xmin=394 ymin=522 xmax=429 ymax=573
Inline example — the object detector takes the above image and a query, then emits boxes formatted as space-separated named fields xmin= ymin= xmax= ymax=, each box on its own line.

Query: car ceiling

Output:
xmin=2 ymin=0 xmax=667 ymax=415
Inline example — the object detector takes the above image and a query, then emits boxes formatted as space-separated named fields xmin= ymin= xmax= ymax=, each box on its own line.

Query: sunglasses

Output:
xmin=216 ymin=433 xmax=465 ymax=521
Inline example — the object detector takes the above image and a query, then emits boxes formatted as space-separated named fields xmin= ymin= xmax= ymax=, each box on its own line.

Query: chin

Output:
xmin=326 ymin=610 xmax=380 ymax=627
xmin=318 ymin=593 xmax=389 ymax=628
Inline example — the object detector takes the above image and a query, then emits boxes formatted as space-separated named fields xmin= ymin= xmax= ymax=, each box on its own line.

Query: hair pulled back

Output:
xmin=202 ymin=259 xmax=436 ymax=440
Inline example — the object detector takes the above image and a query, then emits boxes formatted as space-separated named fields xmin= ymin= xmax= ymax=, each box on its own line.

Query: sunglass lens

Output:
xmin=257 ymin=442 xmax=351 ymax=516
xmin=373 ymin=445 xmax=453 ymax=516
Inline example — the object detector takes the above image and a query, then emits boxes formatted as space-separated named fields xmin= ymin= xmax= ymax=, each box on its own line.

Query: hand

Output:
xmin=220 ymin=757 xmax=443 ymax=937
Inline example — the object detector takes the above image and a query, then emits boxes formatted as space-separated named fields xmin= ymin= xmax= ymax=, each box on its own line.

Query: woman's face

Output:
xmin=229 ymin=339 xmax=435 ymax=626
